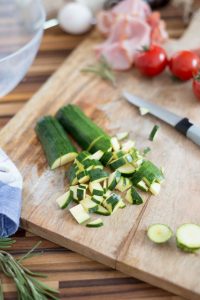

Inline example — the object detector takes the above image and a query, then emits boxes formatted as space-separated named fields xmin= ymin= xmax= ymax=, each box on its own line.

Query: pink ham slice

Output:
xmin=96 ymin=11 xmax=115 ymax=36
xmin=95 ymin=16 xmax=151 ymax=70
xmin=97 ymin=0 xmax=151 ymax=36
xmin=112 ymin=0 xmax=151 ymax=19
xmin=95 ymin=0 xmax=168 ymax=70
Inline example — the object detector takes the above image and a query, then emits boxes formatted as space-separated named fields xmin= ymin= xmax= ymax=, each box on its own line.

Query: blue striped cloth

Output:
xmin=0 ymin=149 xmax=22 ymax=237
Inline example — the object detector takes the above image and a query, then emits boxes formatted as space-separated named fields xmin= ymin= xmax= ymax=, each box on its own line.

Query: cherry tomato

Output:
xmin=169 ymin=51 xmax=200 ymax=81
xmin=193 ymin=73 xmax=200 ymax=101
xmin=135 ymin=45 xmax=168 ymax=77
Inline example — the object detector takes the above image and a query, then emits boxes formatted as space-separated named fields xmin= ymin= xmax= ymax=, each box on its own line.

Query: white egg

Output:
xmin=58 ymin=2 xmax=93 ymax=35
xmin=75 ymin=0 xmax=106 ymax=14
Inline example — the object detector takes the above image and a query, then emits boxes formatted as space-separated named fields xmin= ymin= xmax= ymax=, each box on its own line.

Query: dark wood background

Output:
xmin=1 ymin=1 xmax=199 ymax=299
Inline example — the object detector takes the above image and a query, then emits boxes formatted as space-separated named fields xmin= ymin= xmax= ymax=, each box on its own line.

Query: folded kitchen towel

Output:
xmin=0 ymin=149 xmax=23 ymax=237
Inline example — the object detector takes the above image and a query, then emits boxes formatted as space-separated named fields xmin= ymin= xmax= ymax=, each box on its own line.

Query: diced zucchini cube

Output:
xmin=56 ymin=191 xmax=73 ymax=209
xmin=70 ymin=204 xmax=90 ymax=224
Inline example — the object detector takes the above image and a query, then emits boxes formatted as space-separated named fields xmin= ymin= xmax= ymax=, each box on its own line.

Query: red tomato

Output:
xmin=135 ymin=45 xmax=168 ymax=77
xmin=169 ymin=51 xmax=200 ymax=81
xmin=193 ymin=73 xmax=200 ymax=101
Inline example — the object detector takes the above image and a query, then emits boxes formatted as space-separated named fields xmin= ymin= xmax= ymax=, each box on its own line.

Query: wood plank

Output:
xmin=1 ymin=235 xmax=183 ymax=300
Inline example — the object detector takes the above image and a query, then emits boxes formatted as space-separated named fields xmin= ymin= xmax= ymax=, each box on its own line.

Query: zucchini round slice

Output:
xmin=86 ymin=218 xmax=104 ymax=228
xmin=176 ymin=224 xmax=200 ymax=252
xmin=147 ymin=224 xmax=173 ymax=244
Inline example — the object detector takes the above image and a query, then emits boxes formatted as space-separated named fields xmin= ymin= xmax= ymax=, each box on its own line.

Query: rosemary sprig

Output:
xmin=81 ymin=56 xmax=116 ymax=87
xmin=0 ymin=238 xmax=15 ymax=249
xmin=0 ymin=238 xmax=59 ymax=300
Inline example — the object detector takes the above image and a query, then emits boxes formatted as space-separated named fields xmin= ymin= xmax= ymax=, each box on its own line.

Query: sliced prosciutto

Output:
xmin=95 ymin=0 xmax=168 ymax=70
xmin=95 ymin=16 xmax=151 ymax=70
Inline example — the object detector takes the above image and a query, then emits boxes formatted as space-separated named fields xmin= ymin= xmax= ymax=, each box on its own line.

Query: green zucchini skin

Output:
xmin=131 ymin=160 xmax=164 ymax=186
xmin=35 ymin=116 xmax=77 ymax=169
xmin=56 ymin=105 xmax=111 ymax=153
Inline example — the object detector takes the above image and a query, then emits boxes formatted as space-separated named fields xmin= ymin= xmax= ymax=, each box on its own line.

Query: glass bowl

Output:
xmin=0 ymin=0 xmax=46 ymax=97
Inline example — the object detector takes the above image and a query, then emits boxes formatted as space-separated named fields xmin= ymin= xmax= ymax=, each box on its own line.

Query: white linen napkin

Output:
xmin=0 ymin=149 xmax=23 ymax=237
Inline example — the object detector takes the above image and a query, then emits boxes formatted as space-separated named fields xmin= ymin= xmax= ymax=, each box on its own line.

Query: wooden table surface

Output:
xmin=0 ymin=2 xmax=199 ymax=299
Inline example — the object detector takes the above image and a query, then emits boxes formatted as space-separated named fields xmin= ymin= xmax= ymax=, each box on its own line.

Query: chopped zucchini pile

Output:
xmin=55 ymin=133 xmax=164 ymax=227
xmin=36 ymin=104 xmax=165 ymax=228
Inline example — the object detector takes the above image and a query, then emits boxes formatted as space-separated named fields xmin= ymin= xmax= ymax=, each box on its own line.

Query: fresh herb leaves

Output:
xmin=0 ymin=238 xmax=59 ymax=300
xmin=81 ymin=56 xmax=116 ymax=86
xmin=0 ymin=238 xmax=15 ymax=249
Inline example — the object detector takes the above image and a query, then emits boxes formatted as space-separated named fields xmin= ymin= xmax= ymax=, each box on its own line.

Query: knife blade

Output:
xmin=123 ymin=91 xmax=200 ymax=147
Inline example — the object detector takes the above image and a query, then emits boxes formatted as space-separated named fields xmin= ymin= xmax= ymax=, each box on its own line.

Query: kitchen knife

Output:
xmin=123 ymin=91 xmax=200 ymax=147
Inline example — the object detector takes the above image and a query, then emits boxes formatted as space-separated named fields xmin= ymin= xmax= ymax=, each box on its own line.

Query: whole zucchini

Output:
xmin=56 ymin=104 xmax=111 ymax=153
xmin=35 ymin=116 xmax=77 ymax=169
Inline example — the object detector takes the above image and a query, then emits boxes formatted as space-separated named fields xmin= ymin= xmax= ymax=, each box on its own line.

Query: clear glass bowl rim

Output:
xmin=0 ymin=0 xmax=46 ymax=64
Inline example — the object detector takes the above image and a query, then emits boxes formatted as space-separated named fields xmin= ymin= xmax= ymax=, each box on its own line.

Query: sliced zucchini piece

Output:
xmin=75 ymin=151 xmax=90 ymax=163
xmin=103 ymin=179 xmax=108 ymax=192
xmin=149 ymin=125 xmax=159 ymax=141
xmin=101 ymin=151 xmax=113 ymax=166
xmin=124 ymin=153 xmax=133 ymax=163
xmin=91 ymin=195 xmax=104 ymax=204
xmin=89 ymin=169 xmax=109 ymax=183
xmin=35 ymin=116 xmax=77 ymax=169
xmin=116 ymin=132 xmax=129 ymax=141
xmin=82 ymin=159 xmax=103 ymax=170
xmin=147 ymin=224 xmax=173 ymax=244
xmin=133 ymin=158 xmax=144 ymax=169
xmin=108 ymin=171 xmax=121 ymax=190
xmin=150 ymin=182 xmax=161 ymax=196
xmin=131 ymin=160 xmax=164 ymax=186
xmin=77 ymin=186 xmax=86 ymax=201
xmin=103 ymin=193 xmax=121 ymax=214
xmin=121 ymin=140 xmax=135 ymax=152
xmin=86 ymin=218 xmax=104 ymax=228
xmin=89 ymin=135 xmax=112 ymax=154
xmin=68 ymin=164 xmax=78 ymax=185
xmin=112 ymin=150 xmax=126 ymax=160
xmin=119 ymin=200 xmax=126 ymax=209
xmin=89 ymin=150 xmax=104 ymax=161
xmin=77 ymin=170 xmax=90 ymax=184
xmin=117 ymin=163 xmax=135 ymax=175
xmin=111 ymin=137 xmax=120 ymax=152
xmin=95 ymin=205 xmax=110 ymax=216
xmin=56 ymin=191 xmax=73 ymax=209
xmin=109 ymin=157 xmax=126 ymax=170
xmin=176 ymin=224 xmax=200 ymax=252
xmin=79 ymin=184 xmax=88 ymax=190
xmin=143 ymin=147 xmax=151 ymax=156
xmin=125 ymin=187 xmax=143 ymax=205
xmin=136 ymin=180 xmax=148 ymax=192
xmin=70 ymin=204 xmax=90 ymax=224
xmin=89 ymin=182 xmax=104 ymax=196
xmin=70 ymin=185 xmax=79 ymax=201
xmin=103 ymin=189 xmax=111 ymax=199
xmin=115 ymin=177 xmax=131 ymax=192
xmin=129 ymin=148 xmax=142 ymax=161
xmin=80 ymin=197 xmax=98 ymax=213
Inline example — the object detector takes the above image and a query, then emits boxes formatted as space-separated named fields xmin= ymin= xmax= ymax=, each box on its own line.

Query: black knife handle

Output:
xmin=175 ymin=118 xmax=193 ymax=136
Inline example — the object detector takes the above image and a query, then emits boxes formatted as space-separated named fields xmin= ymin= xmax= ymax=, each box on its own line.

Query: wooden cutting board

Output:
xmin=1 ymin=27 xmax=200 ymax=300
